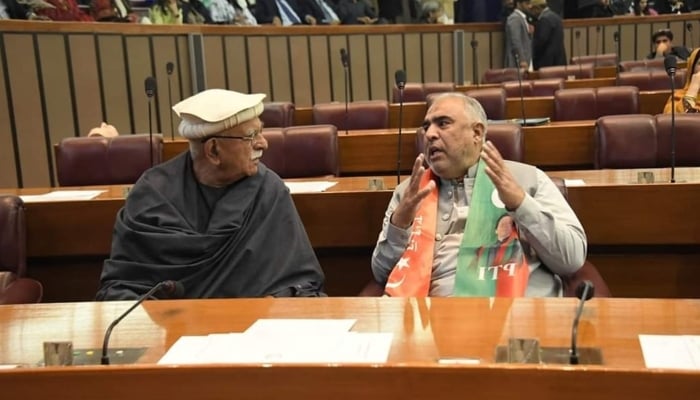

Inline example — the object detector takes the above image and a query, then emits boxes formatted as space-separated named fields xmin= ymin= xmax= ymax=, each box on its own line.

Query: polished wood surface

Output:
xmin=0 ymin=298 xmax=699 ymax=400
xmin=2 ymin=169 xmax=700 ymax=301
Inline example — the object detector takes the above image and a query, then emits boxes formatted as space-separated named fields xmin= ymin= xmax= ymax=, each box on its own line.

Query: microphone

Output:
xmin=664 ymin=55 xmax=677 ymax=184
xmin=101 ymin=280 xmax=184 ymax=365
xmin=569 ymin=280 xmax=595 ymax=365
xmin=594 ymin=26 xmax=601 ymax=67
xmin=340 ymin=48 xmax=350 ymax=135
xmin=687 ymin=23 xmax=694 ymax=50
xmin=394 ymin=69 xmax=406 ymax=185
xmin=166 ymin=62 xmax=175 ymax=141
xmin=512 ymin=50 xmax=527 ymax=126
xmin=574 ymin=30 xmax=583 ymax=79
xmin=144 ymin=76 xmax=157 ymax=167
xmin=470 ymin=39 xmax=479 ymax=87
xmin=613 ymin=31 xmax=621 ymax=84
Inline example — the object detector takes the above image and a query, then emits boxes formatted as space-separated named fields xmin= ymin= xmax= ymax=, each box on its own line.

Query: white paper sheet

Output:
xmin=244 ymin=319 xmax=356 ymax=334
xmin=284 ymin=181 xmax=337 ymax=193
xmin=157 ymin=336 xmax=211 ymax=365
xmin=20 ymin=190 xmax=106 ymax=203
xmin=159 ymin=332 xmax=393 ymax=365
xmin=639 ymin=334 xmax=700 ymax=370
xmin=563 ymin=179 xmax=586 ymax=187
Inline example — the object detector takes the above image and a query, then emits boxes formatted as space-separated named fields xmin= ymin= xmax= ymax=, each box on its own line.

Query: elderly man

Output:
xmin=97 ymin=89 xmax=325 ymax=300
xmin=371 ymin=93 xmax=586 ymax=297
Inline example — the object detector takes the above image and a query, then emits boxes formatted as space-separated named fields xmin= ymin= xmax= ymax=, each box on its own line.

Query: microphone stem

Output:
xmin=101 ymin=282 xmax=165 ymax=365
xmin=516 ymin=67 xmax=526 ymax=124
xmin=344 ymin=66 xmax=349 ymax=135
xmin=397 ymin=89 xmax=403 ymax=185
xmin=569 ymin=285 xmax=590 ymax=365
xmin=472 ymin=45 xmax=478 ymax=86
xmin=167 ymin=76 xmax=174 ymax=141
xmin=670 ymin=72 xmax=676 ymax=183
xmin=148 ymin=99 xmax=154 ymax=167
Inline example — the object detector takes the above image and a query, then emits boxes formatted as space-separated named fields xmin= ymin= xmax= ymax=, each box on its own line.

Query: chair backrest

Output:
xmin=54 ymin=134 xmax=163 ymax=186
xmin=486 ymin=123 xmax=524 ymax=162
xmin=465 ymin=87 xmax=507 ymax=120
xmin=538 ymin=63 xmax=595 ymax=80
xmin=618 ymin=70 xmax=686 ymax=91
xmin=423 ymin=82 xmax=456 ymax=97
xmin=547 ymin=177 xmax=611 ymax=298
xmin=283 ymin=125 xmax=340 ymax=178
xmin=260 ymin=125 xmax=339 ymax=178
xmin=594 ymin=114 xmax=657 ymax=169
xmin=654 ymin=114 xmax=700 ymax=167
xmin=392 ymin=82 xmax=425 ymax=103
xmin=259 ymin=128 xmax=286 ymax=176
xmin=553 ymin=88 xmax=598 ymax=121
xmin=312 ymin=100 xmax=389 ymax=130
xmin=0 ymin=195 xmax=43 ymax=304
xmin=482 ymin=68 xmax=527 ymax=84
xmin=415 ymin=122 xmax=523 ymax=162
xmin=501 ymin=81 xmax=534 ymax=97
xmin=0 ymin=196 xmax=26 ymax=277
xmin=501 ymin=78 xmax=564 ymax=98
xmin=596 ymin=86 xmax=640 ymax=116
xmin=260 ymin=102 xmax=295 ymax=127
xmin=619 ymin=58 xmax=665 ymax=72
xmin=571 ymin=53 xmax=618 ymax=67
xmin=553 ymin=86 xmax=639 ymax=121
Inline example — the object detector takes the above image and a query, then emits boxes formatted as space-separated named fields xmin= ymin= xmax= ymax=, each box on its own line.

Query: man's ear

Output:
xmin=204 ymin=140 xmax=221 ymax=164
xmin=473 ymin=122 xmax=485 ymax=143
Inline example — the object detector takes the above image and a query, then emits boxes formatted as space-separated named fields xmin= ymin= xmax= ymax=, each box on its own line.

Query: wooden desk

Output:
xmin=3 ymin=169 xmax=700 ymax=301
xmin=1 ymin=298 xmax=699 ymax=400
xmin=291 ymin=91 xmax=669 ymax=129
xmin=164 ymin=122 xmax=598 ymax=174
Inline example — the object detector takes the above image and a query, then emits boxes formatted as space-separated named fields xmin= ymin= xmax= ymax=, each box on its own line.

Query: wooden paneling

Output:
xmin=5 ymin=33 xmax=50 ymax=187
xmin=69 ymin=34 xmax=103 ymax=137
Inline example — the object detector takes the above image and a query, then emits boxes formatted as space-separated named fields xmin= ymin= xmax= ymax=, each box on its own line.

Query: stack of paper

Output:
xmin=639 ymin=335 xmax=700 ymax=370
xmin=19 ymin=190 xmax=105 ymax=203
xmin=158 ymin=319 xmax=393 ymax=365
xmin=284 ymin=181 xmax=337 ymax=193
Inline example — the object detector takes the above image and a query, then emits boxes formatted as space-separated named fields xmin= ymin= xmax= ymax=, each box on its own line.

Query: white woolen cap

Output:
xmin=172 ymin=89 xmax=266 ymax=139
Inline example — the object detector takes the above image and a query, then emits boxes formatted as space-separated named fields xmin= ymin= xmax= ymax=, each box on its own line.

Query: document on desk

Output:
xmin=244 ymin=318 xmax=356 ymax=334
xmin=639 ymin=335 xmax=700 ymax=370
xmin=284 ymin=181 xmax=337 ymax=193
xmin=19 ymin=190 xmax=106 ymax=203
xmin=563 ymin=179 xmax=586 ymax=187
xmin=158 ymin=332 xmax=393 ymax=365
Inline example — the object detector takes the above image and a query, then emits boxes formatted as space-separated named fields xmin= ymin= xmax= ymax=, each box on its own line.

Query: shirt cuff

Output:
xmin=386 ymin=218 xmax=411 ymax=247
xmin=511 ymin=193 xmax=539 ymax=225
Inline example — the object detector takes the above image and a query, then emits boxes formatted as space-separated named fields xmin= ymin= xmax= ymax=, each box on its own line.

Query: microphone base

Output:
xmin=495 ymin=340 xmax=603 ymax=365
xmin=43 ymin=347 xmax=146 ymax=366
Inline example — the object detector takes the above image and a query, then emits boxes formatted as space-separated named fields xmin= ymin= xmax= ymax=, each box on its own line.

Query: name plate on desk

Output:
xmin=494 ymin=338 xmax=603 ymax=365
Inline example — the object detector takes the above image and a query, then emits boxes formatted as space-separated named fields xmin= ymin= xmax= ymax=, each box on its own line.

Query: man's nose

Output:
xmin=424 ymin=124 xmax=439 ymax=140
xmin=256 ymin=135 xmax=268 ymax=150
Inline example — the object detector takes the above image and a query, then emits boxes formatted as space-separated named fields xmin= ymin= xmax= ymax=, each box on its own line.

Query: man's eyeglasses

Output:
xmin=202 ymin=130 xmax=262 ymax=143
